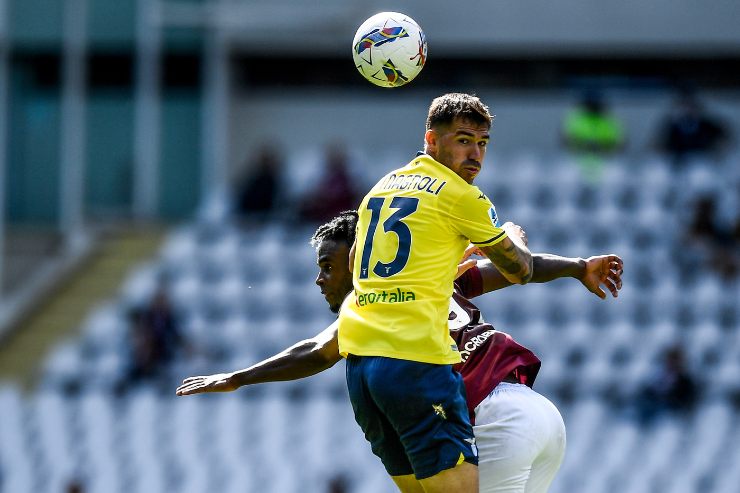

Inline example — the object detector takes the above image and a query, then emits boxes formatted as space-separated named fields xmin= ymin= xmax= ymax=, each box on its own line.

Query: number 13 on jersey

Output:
xmin=359 ymin=196 xmax=419 ymax=279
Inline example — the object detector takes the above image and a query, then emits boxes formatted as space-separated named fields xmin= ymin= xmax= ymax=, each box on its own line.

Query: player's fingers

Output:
xmin=455 ymin=259 xmax=477 ymax=279
xmin=177 ymin=377 xmax=206 ymax=392
xmin=461 ymin=244 xmax=481 ymax=261
xmin=608 ymin=255 xmax=624 ymax=272
xmin=608 ymin=261 xmax=623 ymax=282
xmin=176 ymin=385 xmax=192 ymax=396
xmin=177 ymin=383 xmax=206 ymax=396
xmin=590 ymin=284 xmax=607 ymax=299
xmin=602 ymin=277 xmax=618 ymax=297
xmin=605 ymin=280 xmax=619 ymax=297
xmin=607 ymin=271 xmax=623 ymax=290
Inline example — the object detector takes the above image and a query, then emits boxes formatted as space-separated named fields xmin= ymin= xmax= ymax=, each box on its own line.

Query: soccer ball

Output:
xmin=352 ymin=12 xmax=427 ymax=88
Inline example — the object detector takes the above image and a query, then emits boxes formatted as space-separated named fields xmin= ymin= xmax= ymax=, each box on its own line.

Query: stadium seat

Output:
xmin=80 ymin=303 xmax=128 ymax=355
xmin=41 ymin=340 xmax=85 ymax=389
xmin=119 ymin=263 xmax=161 ymax=310
xmin=31 ymin=391 xmax=77 ymax=493
xmin=0 ymin=386 xmax=36 ymax=493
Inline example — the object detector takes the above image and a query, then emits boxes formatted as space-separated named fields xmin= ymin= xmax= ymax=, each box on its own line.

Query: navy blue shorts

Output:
xmin=345 ymin=355 xmax=478 ymax=479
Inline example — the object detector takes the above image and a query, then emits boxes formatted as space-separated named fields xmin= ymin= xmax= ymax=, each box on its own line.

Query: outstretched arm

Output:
xmin=477 ymin=253 xmax=623 ymax=299
xmin=176 ymin=321 xmax=341 ymax=396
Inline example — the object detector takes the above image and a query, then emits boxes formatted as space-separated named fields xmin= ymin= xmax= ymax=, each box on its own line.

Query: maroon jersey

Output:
xmin=451 ymin=267 xmax=542 ymax=424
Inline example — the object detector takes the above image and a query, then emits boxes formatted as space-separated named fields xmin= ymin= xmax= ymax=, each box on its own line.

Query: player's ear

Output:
xmin=424 ymin=129 xmax=437 ymax=152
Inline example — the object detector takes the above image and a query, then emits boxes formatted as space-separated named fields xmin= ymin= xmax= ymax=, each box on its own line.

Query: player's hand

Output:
xmin=502 ymin=222 xmax=528 ymax=246
xmin=176 ymin=373 xmax=239 ymax=396
xmin=579 ymin=254 xmax=623 ymax=299
xmin=456 ymin=244 xmax=482 ymax=279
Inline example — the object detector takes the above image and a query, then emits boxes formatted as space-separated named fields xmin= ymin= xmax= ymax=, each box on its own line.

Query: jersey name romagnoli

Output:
xmin=338 ymin=154 xmax=507 ymax=364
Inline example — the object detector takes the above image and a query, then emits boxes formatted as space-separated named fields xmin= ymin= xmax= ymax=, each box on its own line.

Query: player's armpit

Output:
xmin=310 ymin=322 xmax=341 ymax=365
xmin=479 ymin=236 xmax=533 ymax=284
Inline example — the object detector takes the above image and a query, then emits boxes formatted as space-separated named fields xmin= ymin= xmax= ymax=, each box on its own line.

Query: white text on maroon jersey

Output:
xmin=459 ymin=329 xmax=495 ymax=363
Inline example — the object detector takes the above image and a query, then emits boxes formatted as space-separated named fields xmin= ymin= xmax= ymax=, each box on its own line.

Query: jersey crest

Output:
xmin=488 ymin=205 xmax=499 ymax=227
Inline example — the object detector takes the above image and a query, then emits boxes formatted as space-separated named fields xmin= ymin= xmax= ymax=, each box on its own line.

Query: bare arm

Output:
xmin=176 ymin=321 xmax=341 ymax=396
xmin=478 ymin=223 xmax=533 ymax=284
xmin=477 ymin=253 xmax=624 ymax=299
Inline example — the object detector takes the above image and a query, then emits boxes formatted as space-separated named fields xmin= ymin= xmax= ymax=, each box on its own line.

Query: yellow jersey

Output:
xmin=337 ymin=154 xmax=507 ymax=364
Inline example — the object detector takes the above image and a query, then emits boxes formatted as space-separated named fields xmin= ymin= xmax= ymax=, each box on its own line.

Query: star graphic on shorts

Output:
xmin=432 ymin=404 xmax=447 ymax=420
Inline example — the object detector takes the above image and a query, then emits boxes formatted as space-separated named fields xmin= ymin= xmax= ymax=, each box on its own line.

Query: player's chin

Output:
xmin=462 ymin=169 xmax=479 ymax=183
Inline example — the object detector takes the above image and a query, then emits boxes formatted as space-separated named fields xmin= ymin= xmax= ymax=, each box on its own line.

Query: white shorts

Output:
xmin=473 ymin=383 xmax=566 ymax=493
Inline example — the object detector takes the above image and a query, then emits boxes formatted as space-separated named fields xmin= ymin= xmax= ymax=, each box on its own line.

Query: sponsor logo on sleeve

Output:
xmin=488 ymin=205 xmax=499 ymax=227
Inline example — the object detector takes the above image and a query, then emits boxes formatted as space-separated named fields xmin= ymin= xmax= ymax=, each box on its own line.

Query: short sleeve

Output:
xmin=450 ymin=188 xmax=507 ymax=247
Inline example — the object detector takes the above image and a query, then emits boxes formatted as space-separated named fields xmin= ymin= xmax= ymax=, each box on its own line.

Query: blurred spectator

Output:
xmin=120 ymin=285 xmax=185 ymax=390
xmin=684 ymin=195 xmax=738 ymax=280
xmin=656 ymin=89 xmax=731 ymax=165
xmin=562 ymin=90 xmax=625 ymax=154
xmin=635 ymin=345 xmax=698 ymax=425
xmin=299 ymin=144 xmax=357 ymax=223
xmin=326 ymin=474 xmax=350 ymax=493
xmin=561 ymin=90 xmax=625 ymax=181
xmin=234 ymin=145 xmax=283 ymax=222
xmin=65 ymin=479 xmax=85 ymax=493
xmin=688 ymin=196 xmax=725 ymax=243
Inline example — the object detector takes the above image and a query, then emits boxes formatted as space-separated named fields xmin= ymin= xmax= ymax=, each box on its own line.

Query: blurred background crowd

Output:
xmin=0 ymin=1 xmax=739 ymax=492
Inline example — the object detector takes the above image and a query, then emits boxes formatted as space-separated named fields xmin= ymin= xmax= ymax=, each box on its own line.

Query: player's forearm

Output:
xmin=510 ymin=233 xmax=534 ymax=283
xmin=231 ymin=339 xmax=340 ymax=388
xmin=530 ymin=254 xmax=586 ymax=283
xmin=478 ymin=253 xmax=583 ymax=293
xmin=480 ymin=237 xmax=533 ymax=285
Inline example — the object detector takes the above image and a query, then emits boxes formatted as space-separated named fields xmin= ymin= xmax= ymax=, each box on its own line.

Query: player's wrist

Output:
xmin=575 ymin=257 xmax=587 ymax=280
xmin=229 ymin=371 xmax=246 ymax=389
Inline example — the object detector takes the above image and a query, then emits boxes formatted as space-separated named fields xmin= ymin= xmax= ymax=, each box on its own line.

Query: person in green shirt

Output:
xmin=562 ymin=90 xmax=625 ymax=182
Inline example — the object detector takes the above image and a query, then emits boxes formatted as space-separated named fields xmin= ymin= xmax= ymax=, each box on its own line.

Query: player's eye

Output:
xmin=479 ymin=141 xmax=488 ymax=147
xmin=459 ymin=138 xmax=470 ymax=144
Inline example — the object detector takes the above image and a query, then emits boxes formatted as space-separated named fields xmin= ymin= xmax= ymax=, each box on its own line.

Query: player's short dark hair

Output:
xmin=310 ymin=210 xmax=358 ymax=248
xmin=426 ymin=93 xmax=492 ymax=131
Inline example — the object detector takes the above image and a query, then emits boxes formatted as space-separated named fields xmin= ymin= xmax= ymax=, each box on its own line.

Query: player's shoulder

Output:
xmin=466 ymin=184 xmax=491 ymax=201
xmin=448 ymin=183 xmax=494 ymax=212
